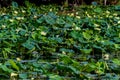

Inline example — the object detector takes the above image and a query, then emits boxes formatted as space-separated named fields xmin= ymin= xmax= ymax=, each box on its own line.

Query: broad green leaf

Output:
xmin=19 ymin=73 xmax=27 ymax=79
xmin=101 ymin=40 xmax=114 ymax=46
xmin=112 ymin=59 xmax=120 ymax=66
xmin=19 ymin=29 xmax=26 ymax=36
xmin=114 ymin=37 xmax=120 ymax=43
xmin=64 ymin=23 xmax=71 ymax=28
xmin=56 ymin=18 xmax=65 ymax=25
xmin=70 ymin=31 xmax=80 ymax=39
xmin=33 ymin=62 xmax=40 ymax=68
xmin=45 ymin=16 xmax=55 ymax=25
xmin=68 ymin=66 xmax=80 ymax=74
xmin=4 ymin=48 xmax=12 ymax=53
xmin=31 ymin=32 xmax=37 ymax=39
xmin=1 ymin=65 xmax=13 ymax=73
xmin=59 ymin=54 xmax=72 ymax=64
xmin=94 ymin=7 xmax=102 ymax=13
xmin=81 ymin=49 xmax=92 ymax=54
xmin=22 ymin=41 xmax=35 ymax=50
xmin=114 ymin=44 xmax=120 ymax=49
xmin=36 ymin=16 xmax=44 ymax=24
xmin=9 ymin=59 xmax=19 ymax=71
xmin=83 ymin=32 xmax=91 ymax=40
xmin=48 ymin=12 xmax=57 ymax=19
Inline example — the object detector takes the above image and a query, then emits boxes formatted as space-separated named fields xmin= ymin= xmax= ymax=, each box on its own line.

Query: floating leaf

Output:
xmin=114 ymin=44 xmax=120 ymax=49
xmin=112 ymin=59 xmax=120 ymax=66
xmin=45 ymin=16 xmax=55 ymax=25
xmin=81 ymin=49 xmax=92 ymax=54
xmin=1 ymin=65 xmax=13 ymax=73
xmin=56 ymin=18 xmax=65 ymax=25
xmin=83 ymin=32 xmax=91 ymax=40
xmin=19 ymin=29 xmax=26 ymax=36
xmin=94 ymin=7 xmax=102 ymax=13
xmin=64 ymin=23 xmax=71 ymax=28
xmin=19 ymin=73 xmax=27 ymax=79
xmin=71 ymin=31 xmax=80 ymax=39
xmin=36 ymin=16 xmax=44 ymax=24
xmin=22 ymin=40 xmax=35 ymax=50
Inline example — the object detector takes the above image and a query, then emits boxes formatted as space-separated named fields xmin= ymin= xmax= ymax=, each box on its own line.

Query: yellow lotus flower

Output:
xmin=11 ymin=72 xmax=18 ymax=77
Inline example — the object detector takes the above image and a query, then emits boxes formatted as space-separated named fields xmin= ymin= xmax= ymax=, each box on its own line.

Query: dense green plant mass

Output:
xmin=0 ymin=5 xmax=120 ymax=79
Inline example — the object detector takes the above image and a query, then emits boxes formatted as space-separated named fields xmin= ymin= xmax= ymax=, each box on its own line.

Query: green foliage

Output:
xmin=0 ymin=5 xmax=120 ymax=79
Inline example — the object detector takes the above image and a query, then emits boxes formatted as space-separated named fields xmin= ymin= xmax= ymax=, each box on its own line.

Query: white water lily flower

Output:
xmin=70 ymin=13 xmax=74 ymax=16
xmin=2 ymin=25 xmax=6 ymax=28
xmin=16 ymin=28 xmax=21 ymax=33
xmin=109 ymin=16 xmax=113 ymax=18
xmin=41 ymin=31 xmax=47 ymax=36
xmin=106 ymin=11 xmax=110 ymax=14
xmin=34 ymin=15 xmax=37 ymax=19
xmin=22 ymin=10 xmax=26 ymax=13
xmin=50 ymin=9 xmax=52 ymax=11
xmin=106 ymin=15 xmax=109 ymax=18
xmin=31 ymin=78 xmax=34 ymax=80
xmin=94 ymin=23 xmax=99 ymax=27
xmin=16 ymin=57 xmax=21 ymax=61
xmin=2 ymin=13 xmax=6 ymax=15
xmin=21 ymin=17 xmax=24 ymax=20
xmin=16 ymin=17 xmax=24 ymax=20
xmin=85 ymin=11 xmax=88 ymax=14
xmin=115 ymin=17 xmax=120 ymax=20
xmin=76 ymin=12 xmax=78 ymax=15
xmin=118 ymin=21 xmax=120 ymax=24
xmin=14 ymin=11 xmax=18 ymax=14
xmin=94 ymin=28 xmax=101 ymax=31
xmin=9 ymin=19 xmax=14 ymax=22
xmin=75 ymin=27 xmax=80 ymax=30
xmin=16 ymin=17 xmax=21 ymax=20
xmin=103 ymin=54 xmax=109 ymax=60
xmin=11 ymin=73 xmax=18 ymax=77
xmin=93 ymin=15 xmax=96 ymax=18
xmin=76 ymin=16 xmax=80 ymax=19
xmin=62 ymin=51 xmax=66 ymax=54
xmin=86 ymin=14 xmax=91 ymax=18
xmin=113 ymin=13 xmax=118 ymax=16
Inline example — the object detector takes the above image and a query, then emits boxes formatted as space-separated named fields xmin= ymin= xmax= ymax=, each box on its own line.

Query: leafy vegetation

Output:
xmin=0 ymin=3 xmax=120 ymax=79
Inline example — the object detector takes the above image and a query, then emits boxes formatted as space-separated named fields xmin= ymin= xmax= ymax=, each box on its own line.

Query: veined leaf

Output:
xmin=83 ymin=32 xmax=91 ymax=40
